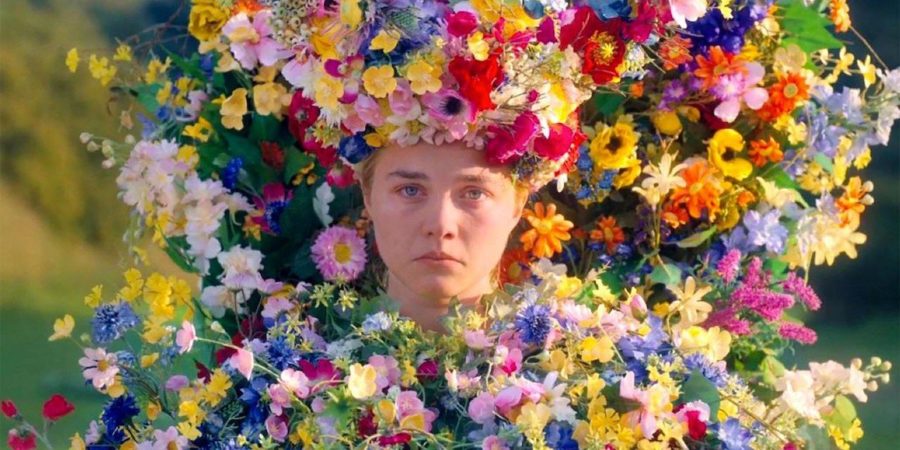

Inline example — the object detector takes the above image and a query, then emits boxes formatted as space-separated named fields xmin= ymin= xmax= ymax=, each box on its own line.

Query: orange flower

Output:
xmin=829 ymin=0 xmax=851 ymax=33
xmin=693 ymin=47 xmax=746 ymax=90
xmin=664 ymin=160 xmax=725 ymax=227
xmin=520 ymin=202 xmax=574 ymax=259
xmin=233 ymin=0 xmax=264 ymax=14
xmin=499 ymin=249 xmax=532 ymax=286
xmin=590 ymin=216 xmax=625 ymax=255
xmin=748 ymin=137 xmax=784 ymax=167
xmin=659 ymin=35 xmax=693 ymax=70
xmin=759 ymin=72 xmax=809 ymax=121
xmin=836 ymin=176 xmax=873 ymax=226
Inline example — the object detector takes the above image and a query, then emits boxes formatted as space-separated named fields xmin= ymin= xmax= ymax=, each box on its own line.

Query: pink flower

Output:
xmin=176 ymin=321 xmax=197 ymax=354
xmin=482 ymin=435 xmax=509 ymax=450
xmin=230 ymin=347 xmax=255 ymax=380
xmin=484 ymin=112 xmax=540 ymax=165
xmin=446 ymin=10 xmax=478 ymax=37
xmin=222 ymin=11 xmax=290 ymax=70
xmin=326 ymin=162 xmax=356 ymax=188
xmin=669 ymin=0 xmax=708 ymax=28
xmin=78 ymin=347 xmax=119 ymax=390
xmin=6 ymin=429 xmax=36 ymax=450
xmin=265 ymin=414 xmax=289 ymax=442
xmin=716 ymin=249 xmax=742 ymax=284
xmin=280 ymin=368 xmax=312 ymax=399
xmin=1 ymin=400 xmax=17 ymax=418
xmin=311 ymin=226 xmax=368 ymax=282
xmin=532 ymin=124 xmax=578 ymax=161
xmin=344 ymin=95 xmax=385 ymax=133
xmin=165 ymin=375 xmax=190 ymax=391
xmin=42 ymin=394 xmax=75 ymax=421
xmin=464 ymin=330 xmax=493 ymax=350
xmin=421 ymin=88 xmax=476 ymax=140
xmin=388 ymin=80 xmax=420 ymax=120
xmin=394 ymin=391 xmax=438 ymax=431
xmin=778 ymin=322 xmax=818 ymax=344
xmin=299 ymin=358 xmax=342 ymax=394
xmin=493 ymin=386 xmax=523 ymax=416
xmin=467 ymin=392 xmax=496 ymax=424
xmin=152 ymin=426 xmax=189 ymax=450
xmin=494 ymin=346 xmax=523 ymax=376
xmin=251 ymin=183 xmax=293 ymax=235
xmin=368 ymin=355 xmax=401 ymax=390
xmin=712 ymin=62 xmax=768 ymax=123
xmin=267 ymin=383 xmax=293 ymax=415
xmin=674 ymin=401 xmax=710 ymax=440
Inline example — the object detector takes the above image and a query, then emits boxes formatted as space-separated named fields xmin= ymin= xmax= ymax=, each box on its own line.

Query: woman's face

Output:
xmin=362 ymin=141 xmax=526 ymax=302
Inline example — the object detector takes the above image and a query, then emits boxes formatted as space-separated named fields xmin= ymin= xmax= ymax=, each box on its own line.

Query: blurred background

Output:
xmin=1 ymin=0 xmax=897 ymax=447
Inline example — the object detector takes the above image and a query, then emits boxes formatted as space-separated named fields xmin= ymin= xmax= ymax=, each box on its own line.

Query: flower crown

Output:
xmin=255 ymin=0 xmax=629 ymax=191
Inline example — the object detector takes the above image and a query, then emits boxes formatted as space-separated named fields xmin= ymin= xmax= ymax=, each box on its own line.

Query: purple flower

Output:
xmin=742 ymin=209 xmax=787 ymax=254
xmin=782 ymin=272 xmax=822 ymax=311
xmin=805 ymin=108 xmax=845 ymax=158
xmin=778 ymin=322 xmax=818 ymax=344
xmin=311 ymin=226 xmax=368 ymax=282
xmin=252 ymin=183 xmax=293 ymax=235
xmin=716 ymin=249 xmax=742 ymax=284
xmin=717 ymin=417 xmax=753 ymax=450
xmin=515 ymin=304 xmax=552 ymax=346
xmin=421 ymin=88 xmax=475 ymax=140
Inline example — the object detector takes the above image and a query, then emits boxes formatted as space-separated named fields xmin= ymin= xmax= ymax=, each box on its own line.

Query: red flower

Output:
xmin=484 ymin=112 xmax=540 ymax=165
xmin=6 ymin=429 xmax=36 ymax=450
xmin=260 ymin=141 xmax=285 ymax=171
xmin=684 ymin=409 xmax=708 ymax=440
xmin=553 ymin=128 xmax=587 ymax=177
xmin=288 ymin=91 xmax=320 ymax=144
xmin=559 ymin=7 xmax=626 ymax=85
xmin=41 ymin=394 xmax=74 ymax=421
xmin=448 ymin=52 xmax=504 ymax=113
xmin=446 ymin=10 xmax=478 ymax=37
xmin=357 ymin=409 xmax=377 ymax=438
xmin=416 ymin=359 xmax=439 ymax=383
xmin=533 ymin=124 xmax=578 ymax=161
xmin=378 ymin=432 xmax=412 ymax=446
xmin=326 ymin=162 xmax=356 ymax=188
xmin=1 ymin=400 xmax=17 ymax=419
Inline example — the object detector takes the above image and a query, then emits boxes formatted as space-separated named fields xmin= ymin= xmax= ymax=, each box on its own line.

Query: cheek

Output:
xmin=464 ymin=205 xmax=520 ymax=261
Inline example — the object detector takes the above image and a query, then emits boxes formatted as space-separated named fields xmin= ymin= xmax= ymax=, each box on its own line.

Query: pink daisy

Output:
xmin=78 ymin=347 xmax=119 ymax=390
xmin=311 ymin=226 xmax=367 ymax=282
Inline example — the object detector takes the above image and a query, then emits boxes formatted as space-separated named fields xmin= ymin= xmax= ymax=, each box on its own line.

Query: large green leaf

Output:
xmin=649 ymin=263 xmax=682 ymax=286
xmin=674 ymin=226 xmax=718 ymax=249
xmin=680 ymin=370 xmax=721 ymax=418
xmin=779 ymin=0 xmax=843 ymax=53
xmin=797 ymin=424 xmax=838 ymax=450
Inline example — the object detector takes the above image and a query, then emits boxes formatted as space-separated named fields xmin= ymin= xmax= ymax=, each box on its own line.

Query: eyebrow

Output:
xmin=387 ymin=170 xmax=496 ymax=184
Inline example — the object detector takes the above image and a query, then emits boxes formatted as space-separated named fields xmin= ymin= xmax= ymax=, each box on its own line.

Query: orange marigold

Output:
xmin=830 ymin=0 xmax=851 ymax=33
xmin=748 ymin=137 xmax=784 ymax=167
xmin=758 ymin=72 xmax=809 ymax=121
xmin=693 ymin=46 xmax=747 ymax=90
xmin=664 ymin=160 xmax=725 ymax=227
xmin=590 ymin=216 xmax=625 ymax=255
xmin=836 ymin=176 xmax=873 ymax=226
xmin=520 ymin=202 xmax=574 ymax=259
xmin=659 ymin=35 xmax=694 ymax=71
xmin=233 ymin=0 xmax=264 ymax=14
xmin=498 ymin=249 xmax=532 ymax=287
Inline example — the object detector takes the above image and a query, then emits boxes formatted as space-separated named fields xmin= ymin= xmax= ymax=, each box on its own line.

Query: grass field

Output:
xmin=1 ymin=183 xmax=896 ymax=448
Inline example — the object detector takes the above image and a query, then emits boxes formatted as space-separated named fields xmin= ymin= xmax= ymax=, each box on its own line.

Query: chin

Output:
xmin=410 ymin=275 xmax=470 ymax=300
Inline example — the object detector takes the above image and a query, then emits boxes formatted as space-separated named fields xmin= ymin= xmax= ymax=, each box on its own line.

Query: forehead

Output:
xmin=373 ymin=142 xmax=511 ymax=184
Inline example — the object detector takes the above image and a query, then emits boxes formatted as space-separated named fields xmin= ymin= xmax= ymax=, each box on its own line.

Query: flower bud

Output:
xmin=851 ymin=358 xmax=862 ymax=369
xmin=871 ymin=356 xmax=882 ymax=367
xmin=866 ymin=380 xmax=879 ymax=392
xmin=881 ymin=361 xmax=892 ymax=371
xmin=79 ymin=132 xmax=93 ymax=144
xmin=86 ymin=141 xmax=100 ymax=152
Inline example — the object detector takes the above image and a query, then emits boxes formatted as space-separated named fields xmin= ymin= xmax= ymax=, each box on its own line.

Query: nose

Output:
xmin=422 ymin=192 xmax=460 ymax=240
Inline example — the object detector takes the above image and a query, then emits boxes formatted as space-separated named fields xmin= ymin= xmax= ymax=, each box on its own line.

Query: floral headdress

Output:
xmin=237 ymin=0 xmax=632 ymax=191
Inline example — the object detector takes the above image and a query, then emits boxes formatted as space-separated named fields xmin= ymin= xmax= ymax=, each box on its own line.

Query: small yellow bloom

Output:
xmin=347 ymin=363 xmax=378 ymax=399
xmin=405 ymin=59 xmax=442 ymax=95
xmin=340 ymin=0 xmax=363 ymax=29
xmin=376 ymin=398 xmax=396 ymax=423
xmin=145 ymin=58 xmax=171 ymax=84
xmin=362 ymin=65 xmax=398 ymax=98
xmin=49 ymin=314 xmax=75 ymax=341
xmin=113 ymin=44 xmax=132 ymax=62
xmin=221 ymin=88 xmax=249 ymax=130
xmin=370 ymin=29 xmax=400 ymax=53
xmin=66 ymin=48 xmax=80 ymax=73
xmin=580 ymin=335 xmax=614 ymax=363
xmin=516 ymin=401 xmax=552 ymax=433
xmin=651 ymin=111 xmax=682 ymax=135
xmin=188 ymin=0 xmax=229 ymax=41
xmin=314 ymin=74 xmax=345 ymax=110
xmin=555 ymin=276 xmax=583 ymax=298
xmin=69 ymin=432 xmax=86 ymax=450
xmin=146 ymin=401 xmax=161 ymax=421
xmin=84 ymin=284 xmax=103 ymax=308
xmin=707 ymin=128 xmax=752 ymax=181
xmin=183 ymin=116 xmax=214 ymax=142
xmin=88 ymin=54 xmax=117 ymax=86
xmin=141 ymin=353 xmax=159 ymax=368
xmin=467 ymin=31 xmax=490 ymax=61
xmin=253 ymin=81 xmax=291 ymax=118
xmin=857 ymin=55 xmax=876 ymax=88
xmin=400 ymin=413 xmax=427 ymax=431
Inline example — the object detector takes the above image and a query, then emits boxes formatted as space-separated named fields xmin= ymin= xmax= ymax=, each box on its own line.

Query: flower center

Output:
xmin=442 ymin=96 xmax=463 ymax=116
xmin=97 ymin=359 xmax=109 ymax=371
xmin=588 ymin=32 xmax=618 ymax=65
xmin=783 ymin=83 xmax=799 ymax=99
xmin=334 ymin=242 xmax=352 ymax=264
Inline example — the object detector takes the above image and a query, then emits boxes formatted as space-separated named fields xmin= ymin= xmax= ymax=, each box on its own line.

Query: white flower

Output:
xmin=217 ymin=245 xmax=265 ymax=294
xmin=776 ymin=370 xmax=821 ymax=422
xmin=632 ymin=152 xmax=687 ymax=206
xmin=200 ymin=285 xmax=241 ymax=318
xmin=313 ymin=182 xmax=336 ymax=226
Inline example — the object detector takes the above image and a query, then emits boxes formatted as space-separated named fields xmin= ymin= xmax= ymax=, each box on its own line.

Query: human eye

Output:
xmin=397 ymin=185 xmax=423 ymax=198
xmin=462 ymin=187 xmax=488 ymax=201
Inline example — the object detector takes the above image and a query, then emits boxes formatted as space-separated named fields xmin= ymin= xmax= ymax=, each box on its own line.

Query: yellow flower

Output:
xmin=707 ymin=128 xmax=752 ymax=181
xmin=519 ymin=202 xmax=574 ymax=259
xmin=140 ymin=353 xmax=159 ymax=368
xmin=177 ymin=422 xmax=202 ymax=441
xmin=613 ymin=157 xmax=642 ymax=189
xmin=668 ymin=276 xmax=713 ymax=329
xmin=589 ymin=121 xmax=639 ymax=170
xmin=253 ymin=81 xmax=291 ymax=117
xmin=370 ymin=29 xmax=400 ymax=53
xmin=113 ymin=44 xmax=132 ymax=62
xmin=66 ymin=48 xmax=80 ymax=73
xmin=84 ymin=284 xmax=103 ymax=307
xmin=189 ymin=0 xmax=229 ymax=41
xmin=857 ymin=55 xmax=876 ymax=88
xmin=146 ymin=401 xmax=161 ymax=421
xmin=376 ymin=398 xmax=396 ymax=423
xmin=69 ymin=432 xmax=86 ymax=450
xmin=49 ymin=314 xmax=75 ymax=341
xmin=340 ymin=0 xmax=363 ymax=29
xmin=362 ymin=65 xmax=398 ymax=98
xmin=400 ymin=413 xmax=427 ymax=431
xmin=467 ymin=31 xmax=490 ymax=61
xmin=555 ymin=276 xmax=583 ymax=298
xmin=405 ymin=59 xmax=442 ymax=95
xmin=347 ymin=363 xmax=378 ymax=399
xmin=314 ymin=74 xmax=345 ymax=110
xmin=142 ymin=315 xmax=170 ymax=344
xmin=650 ymin=111 xmax=682 ymax=135
xmin=88 ymin=54 xmax=117 ymax=86
xmin=516 ymin=401 xmax=552 ymax=433
xmin=580 ymin=335 xmax=614 ymax=363
xmin=471 ymin=0 xmax=539 ymax=36
xmin=221 ymin=88 xmax=249 ymax=130
xmin=145 ymin=58 xmax=171 ymax=84
xmin=183 ymin=117 xmax=214 ymax=142
xmin=547 ymin=82 xmax=579 ymax=123
xmin=203 ymin=369 xmax=233 ymax=406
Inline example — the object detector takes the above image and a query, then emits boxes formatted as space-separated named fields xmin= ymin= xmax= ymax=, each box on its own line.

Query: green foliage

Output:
xmin=779 ymin=0 xmax=844 ymax=53
xmin=680 ymin=370 xmax=722 ymax=419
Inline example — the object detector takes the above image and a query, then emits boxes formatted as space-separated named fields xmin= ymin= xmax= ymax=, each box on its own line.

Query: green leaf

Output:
xmin=814 ymin=153 xmax=834 ymax=173
xmin=680 ymin=370 xmax=721 ymax=418
xmin=280 ymin=185 xmax=317 ymax=243
xmin=674 ymin=226 xmax=718 ymax=248
xmin=283 ymin=147 xmax=314 ymax=184
xmin=589 ymin=90 xmax=626 ymax=117
xmin=779 ymin=0 xmax=843 ymax=53
xmin=248 ymin=113 xmax=281 ymax=143
xmin=760 ymin=356 xmax=787 ymax=386
xmin=763 ymin=258 xmax=789 ymax=280
xmin=765 ymin=165 xmax=800 ymax=190
xmin=133 ymin=83 xmax=162 ymax=113
xmin=221 ymin=132 xmax=263 ymax=166
xmin=797 ymin=424 xmax=838 ymax=450
xmin=162 ymin=48 xmax=208 ymax=82
xmin=825 ymin=395 xmax=858 ymax=434
xmin=649 ymin=263 xmax=682 ymax=286
xmin=290 ymin=244 xmax=318 ymax=280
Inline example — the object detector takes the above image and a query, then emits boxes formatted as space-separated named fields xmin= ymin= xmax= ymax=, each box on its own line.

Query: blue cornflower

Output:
xmin=156 ymin=106 xmax=173 ymax=122
xmin=684 ymin=353 xmax=730 ymax=388
xmin=338 ymin=133 xmax=375 ymax=164
xmin=597 ymin=170 xmax=617 ymax=190
xmin=618 ymin=315 xmax=671 ymax=362
xmin=102 ymin=394 xmax=140 ymax=444
xmin=265 ymin=335 xmax=297 ymax=370
xmin=263 ymin=198 xmax=288 ymax=234
xmin=544 ymin=421 xmax=580 ymax=450
xmin=805 ymin=108 xmax=844 ymax=158
xmin=587 ymin=0 xmax=632 ymax=19
xmin=718 ymin=418 xmax=753 ymax=450
xmin=515 ymin=304 xmax=552 ymax=346
xmin=221 ymin=157 xmax=243 ymax=191
xmin=91 ymin=302 xmax=139 ymax=344
xmin=136 ymin=112 xmax=158 ymax=139
xmin=742 ymin=209 xmax=787 ymax=254
xmin=362 ymin=311 xmax=393 ymax=334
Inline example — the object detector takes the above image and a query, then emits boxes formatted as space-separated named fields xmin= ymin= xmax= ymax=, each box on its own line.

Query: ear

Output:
xmin=513 ymin=186 xmax=529 ymax=219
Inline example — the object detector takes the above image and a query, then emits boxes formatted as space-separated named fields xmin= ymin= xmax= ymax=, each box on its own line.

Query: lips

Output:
xmin=415 ymin=251 xmax=462 ymax=264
